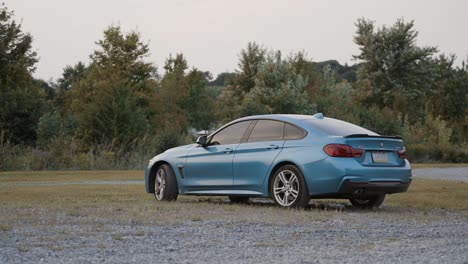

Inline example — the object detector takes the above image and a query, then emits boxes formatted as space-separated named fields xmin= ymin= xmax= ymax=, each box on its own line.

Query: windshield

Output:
xmin=303 ymin=118 xmax=378 ymax=136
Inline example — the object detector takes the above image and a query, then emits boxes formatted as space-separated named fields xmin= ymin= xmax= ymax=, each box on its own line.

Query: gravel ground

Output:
xmin=413 ymin=168 xmax=468 ymax=182
xmin=1 ymin=206 xmax=467 ymax=264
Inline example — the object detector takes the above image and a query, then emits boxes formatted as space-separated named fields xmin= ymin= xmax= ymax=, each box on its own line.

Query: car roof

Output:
xmin=212 ymin=113 xmax=376 ymax=138
xmin=226 ymin=114 xmax=325 ymax=135
xmin=235 ymin=114 xmax=321 ymax=126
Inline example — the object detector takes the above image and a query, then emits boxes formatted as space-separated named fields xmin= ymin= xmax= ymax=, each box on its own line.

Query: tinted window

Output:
xmin=304 ymin=118 xmax=377 ymax=136
xmin=248 ymin=120 xmax=284 ymax=143
xmin=284 ymin=123 xmax=306 ymax=140
xmin=209 ymin=121 xmax=251 ymax=145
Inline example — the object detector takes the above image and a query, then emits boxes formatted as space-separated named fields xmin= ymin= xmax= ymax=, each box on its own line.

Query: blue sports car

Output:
xmin=145 ymin=113 xmax=412 ymax=208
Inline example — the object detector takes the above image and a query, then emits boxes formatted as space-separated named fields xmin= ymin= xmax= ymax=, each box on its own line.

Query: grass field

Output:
xmin=0 ymin=169 xmax=467 ymax=229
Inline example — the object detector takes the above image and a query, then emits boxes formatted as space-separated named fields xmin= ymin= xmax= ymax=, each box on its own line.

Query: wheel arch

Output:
xmin=267 ymin=161 xmax=304 ymax=197
xmin=147 ymin=160 xmax=171 ymax=193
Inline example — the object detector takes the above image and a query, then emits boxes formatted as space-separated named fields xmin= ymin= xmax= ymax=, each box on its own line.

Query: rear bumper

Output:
xmin=303 ymin=157 xmax=412 ymax=196
xmin=340 ymin=179 xmax=410 ymax=195
xmin=311 ymin=179 xmax=411 ymax=199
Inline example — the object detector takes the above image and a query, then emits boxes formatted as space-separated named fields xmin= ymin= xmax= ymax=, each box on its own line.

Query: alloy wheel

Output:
xmin=155 ymin=168 xmax=166 ymax=200
xmin=273 ymin=170 xmax=300 ymax=206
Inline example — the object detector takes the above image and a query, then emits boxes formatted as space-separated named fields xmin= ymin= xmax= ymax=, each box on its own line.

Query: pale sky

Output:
xmin=5 ymin=0 xmax=468 ymax=81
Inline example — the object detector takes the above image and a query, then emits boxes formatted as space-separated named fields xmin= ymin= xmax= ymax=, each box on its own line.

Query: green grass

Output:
xmin=0 ymin=223 xmax=12 ymax=231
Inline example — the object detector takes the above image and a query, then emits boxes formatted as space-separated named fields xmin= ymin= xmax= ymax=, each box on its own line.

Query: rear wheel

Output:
xmin=153 ymin=164 xmax=178 ymax=201
xmin=270 ymin=165 xmax=310 ymax=208
xmin=349 ymin=194 xmax=385 ymax=209
xmin=228 ymin=196 xmax=250 ymax=204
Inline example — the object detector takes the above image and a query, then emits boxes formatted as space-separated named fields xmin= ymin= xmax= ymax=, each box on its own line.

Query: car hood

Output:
xmin=164 ymin=143 xmax=196 ymax=154
xmin=149 ymin=143 xmax=196 ymax=164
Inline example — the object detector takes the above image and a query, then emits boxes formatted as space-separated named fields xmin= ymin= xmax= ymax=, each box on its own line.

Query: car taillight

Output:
xmin=323 ymin=144 xmax=364 ymax=158
xmin=397 ymin=148 xmax=406 ymax=159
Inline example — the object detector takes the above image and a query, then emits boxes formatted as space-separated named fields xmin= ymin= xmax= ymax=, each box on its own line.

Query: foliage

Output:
xmin=208 ymin=72 xmax=236 ymax=86
xmin=156 ymin=53 xmax=216 ymax=132
xmin=241 ymin=51 xmax=315 ymax=115
xmin=1 ymin=3 xmax=467 ymax=170
xmin=354 ymin=18 xmax=438 ymax=123
xmin=0 ymin=4 xmax=45 ymax=144
xmin=68 ymin=26 xmax=157 ymax=147
xmin=184 ymin=69 xmax=216 ymax=130
xmin=80 ymin=83 xmax=149 ymax=146
xmin=235 ymin=42 xmax=266 ymax=93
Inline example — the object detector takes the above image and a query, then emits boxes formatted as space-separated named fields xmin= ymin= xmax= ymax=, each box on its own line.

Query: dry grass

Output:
xmin=386 ymin=179 xmax=468 ymax=210
xmin=0 ymin=170 xmax=142 ymax=183
xmin=0 ymin=183 xmax=335 ymax=226
xmin=0 ymin=171 xmax=466 ymax=230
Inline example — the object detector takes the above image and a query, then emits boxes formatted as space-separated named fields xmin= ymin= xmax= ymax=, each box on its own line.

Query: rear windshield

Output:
xmin=303 ymin=118 xmax=378 ymax=136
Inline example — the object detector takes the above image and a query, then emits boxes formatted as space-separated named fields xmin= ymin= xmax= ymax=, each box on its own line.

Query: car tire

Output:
xmin=270 ymin=165 xmax=310 ymax=208
xmin=349 ymin=194 xmax=385 ymax=209
xmin=153 ymin=164 xmax=178 ymax=201
xmin=228 ymin=196 xmax=250 ymax=204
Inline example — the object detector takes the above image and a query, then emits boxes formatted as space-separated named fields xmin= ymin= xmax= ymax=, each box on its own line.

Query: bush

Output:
xmin=0 ymin=131 xmax=190 ymax=170
xmin=406 ymin=143 xmax=468 ymax=163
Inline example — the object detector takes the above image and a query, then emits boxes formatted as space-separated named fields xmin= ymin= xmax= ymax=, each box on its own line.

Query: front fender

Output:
xmin=144 ymin=148 xmax=190 ymax=193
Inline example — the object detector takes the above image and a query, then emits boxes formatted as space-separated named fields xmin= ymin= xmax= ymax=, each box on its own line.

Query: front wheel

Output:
xmin=153 ymin=164 xmax=178 ymax=201
xmin=270 ymin=165 xmax=310 ymax=208
xmin=349 ymin=194 xmax=385 ymax=209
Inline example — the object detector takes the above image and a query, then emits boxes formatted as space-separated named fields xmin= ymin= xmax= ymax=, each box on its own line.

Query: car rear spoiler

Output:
xmin=344 ymin=134 xmax=402 ymax=139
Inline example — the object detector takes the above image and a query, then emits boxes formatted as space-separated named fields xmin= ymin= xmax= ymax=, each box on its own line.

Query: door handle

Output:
xmin=223 ymin=148 xmax=234 ymax=153
xmin=267 ymin=144 xmax=279 ymax=150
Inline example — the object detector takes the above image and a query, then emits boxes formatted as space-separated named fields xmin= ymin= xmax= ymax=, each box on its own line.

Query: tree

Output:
xmin=208 ymin=72 xmax=236 ymax=86
xmin=0 ymin=4 xmax=45 ymax=144
xmin=90 ymin=26 xmax=157 ymax=91
xmin=67 ymin=26 xmax=157 ymax=145
xmin=80 ymin=82 xmax=148 ymax=145
xmin=154 ymin=53 xmax=189 ymax=134
xmin=425 ymin=54 xmax=468 ymax=144
xmin=157 ymin=53 xmax=215 ymax=131
xmin=353 ymin=18 xmax=437 ymax=122
xmin=185 ymin=69 xmax=215 ymax=130
xmin=288 ymin=52 xmax=321 ymax=103
xmin=55 ymin=62 xmax=86 ymax=112
xmin=241 ymin=51 xmax=315 ymax=115
xmin=236 ymin=42 xmax=266 ymax=93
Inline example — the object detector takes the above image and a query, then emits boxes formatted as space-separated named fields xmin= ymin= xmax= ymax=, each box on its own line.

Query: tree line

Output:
xmin=0 ymin=4 xmax=466 ymax=170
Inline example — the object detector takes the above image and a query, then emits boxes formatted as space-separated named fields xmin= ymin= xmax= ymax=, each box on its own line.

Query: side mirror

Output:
xmin=196 ymin=135 xmax=207 ymax=147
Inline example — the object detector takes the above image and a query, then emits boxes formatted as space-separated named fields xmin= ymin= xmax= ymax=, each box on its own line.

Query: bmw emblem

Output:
xmin=380 ymin=142 xmax=384 ymax=148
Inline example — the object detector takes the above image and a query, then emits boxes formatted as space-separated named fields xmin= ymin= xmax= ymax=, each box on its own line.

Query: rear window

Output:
xmin=284 ymin=123 xmax=306 ymax=140
xmin=248 ymin=120 xmax=284 ymax=142
xmin=303 ymin=118 xmax=377 ymax=136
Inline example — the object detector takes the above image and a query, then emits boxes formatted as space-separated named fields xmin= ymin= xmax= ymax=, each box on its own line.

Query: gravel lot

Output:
xmin=1 ymin=203 xmax=467 ymax=264
xmin=413 ymin=168 xmax=468 ymax=182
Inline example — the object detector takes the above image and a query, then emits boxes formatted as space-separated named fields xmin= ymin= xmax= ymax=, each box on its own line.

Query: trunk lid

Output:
xmin=344 ymin=134 xmax=405 ymax=167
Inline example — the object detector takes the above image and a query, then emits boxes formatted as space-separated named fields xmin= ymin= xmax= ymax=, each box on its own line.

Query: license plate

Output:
xmin=372 ymin=151 xmax=388 ymax=163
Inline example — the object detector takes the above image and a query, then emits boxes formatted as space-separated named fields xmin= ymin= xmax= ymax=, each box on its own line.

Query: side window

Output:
xmin=209 ymin=121 xmax=251 ymax=145
xmin=284 ymin=123 xmax=306 ymax=140
xmin=247 ymin=120 xmax=284 ymax=143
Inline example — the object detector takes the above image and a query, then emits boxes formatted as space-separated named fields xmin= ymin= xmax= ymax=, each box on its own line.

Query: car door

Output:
xmin=183 ymin=120 xmax=252 ymax=189
xmin=232 ymin=120 xmax=285 ymax=189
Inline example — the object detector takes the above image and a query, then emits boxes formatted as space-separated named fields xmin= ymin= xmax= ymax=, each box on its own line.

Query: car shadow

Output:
xmin=188 ymin=197 xmax=375 ymax=212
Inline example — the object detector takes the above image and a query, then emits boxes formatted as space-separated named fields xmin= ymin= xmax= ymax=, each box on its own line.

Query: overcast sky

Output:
xmin=5 ymin=0 xmax=468 ymax=81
